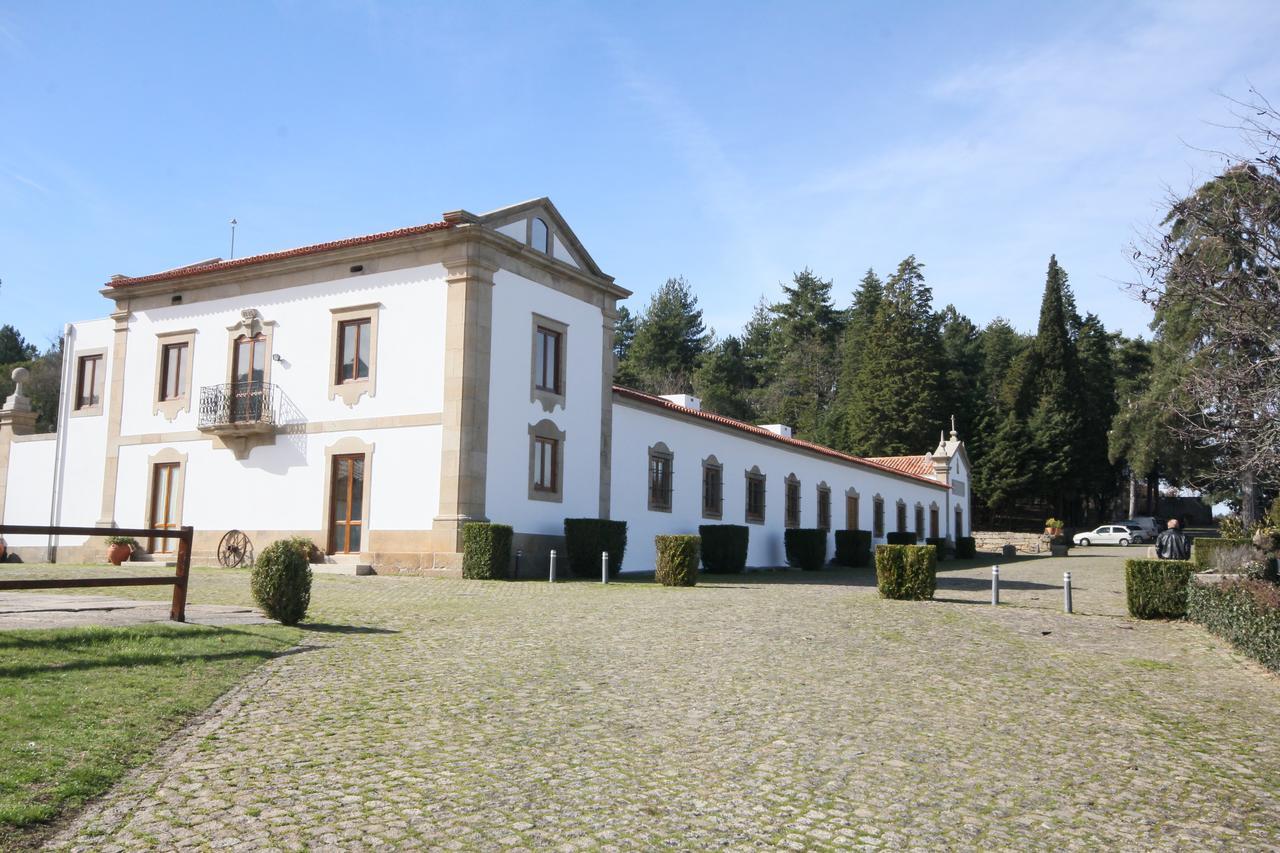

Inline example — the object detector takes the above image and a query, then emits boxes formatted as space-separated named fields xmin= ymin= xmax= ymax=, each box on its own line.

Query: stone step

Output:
xmin=311 ymin=562 xmax=373 ymax=576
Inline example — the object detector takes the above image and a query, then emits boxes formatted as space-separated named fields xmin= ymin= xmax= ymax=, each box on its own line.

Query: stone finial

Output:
xmin=950 ymin=414 xmax=959 ymax=441
xmin=3 ymin=366 xmax=32 ymax=413
xmin=11 ymin=366 xmax=28 ymax=394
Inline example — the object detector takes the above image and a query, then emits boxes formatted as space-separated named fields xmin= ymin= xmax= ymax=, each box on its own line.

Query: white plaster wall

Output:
xmin=113 ymin=424 xmax=441 ymax=540
xmin=119 ymin=265 xmax=448 ymax=439
xmin=950 ymin=453 xmax=971 ymax=536
xmin=610 ymin=402 xmax=954 ymax=573
xmin=3 ymin=438 xmax=56 ymax=548
xmin=483 ymin=268 xmax=604 ymax=535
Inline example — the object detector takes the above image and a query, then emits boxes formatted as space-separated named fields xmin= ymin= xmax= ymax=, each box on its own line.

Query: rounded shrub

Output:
xmin=251 ymin=539 xmax=313 ymax=625
xmin=875 ymin=544 xmax=936 ymax=600
xmin=655 ymin=535 xmax=699 ymax=587
xmin=699 ymin=524 xmax=749 ymax=573
xmin=784 ymin=528 xmax=827 ymax=570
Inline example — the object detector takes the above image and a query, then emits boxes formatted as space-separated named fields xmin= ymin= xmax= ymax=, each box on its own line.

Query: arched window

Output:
xmin=532 ymin=217 xmax=550 ymax=253
xmin=648 ymin=442 xmax=673 ymax=512
xmin=873 ymin=495 xmax=885 ymax=537
xmin=784 ymin=474 xmax=801 ymax=529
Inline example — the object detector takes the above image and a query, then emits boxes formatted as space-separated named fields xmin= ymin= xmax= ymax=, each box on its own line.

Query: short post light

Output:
xmin=1064 ymin=571 xmax=1073 ymax=614
xmin=549 ymin=549 xmax=557 ymax=583
xmin=992 ymin=565 xmax=1000 ymax=606
xmin=602 ymin=551 xmax=609 ymax=584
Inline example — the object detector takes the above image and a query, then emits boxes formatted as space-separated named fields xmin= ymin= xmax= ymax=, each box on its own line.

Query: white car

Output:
xmin=1074 ymin=525 xmax=1140 ymax=546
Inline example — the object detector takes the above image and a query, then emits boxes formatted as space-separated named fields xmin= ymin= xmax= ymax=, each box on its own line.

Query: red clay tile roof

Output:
xmin=612 ymin=386 xmax=947 ymax=489
xmin=106 ymin=219 xmax=454 ymax=287
xmin=864 ymin=454 xmax=936 ymax=478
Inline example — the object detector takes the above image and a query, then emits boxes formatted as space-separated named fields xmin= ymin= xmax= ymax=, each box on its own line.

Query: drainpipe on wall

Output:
xmin=47 ymin=323 xmax=75 ymax=562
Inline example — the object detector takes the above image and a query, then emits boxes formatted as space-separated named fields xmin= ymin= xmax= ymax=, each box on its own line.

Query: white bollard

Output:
xmin=602 ymin=551 xmax=609 ymax=584
xmin=1064 ymin=571 xmax=1073 ymax=613
xmin=549 ymin=549 xmax=557 ymax=583
xmin=992 ymin=565 xmax=1000 ymax=606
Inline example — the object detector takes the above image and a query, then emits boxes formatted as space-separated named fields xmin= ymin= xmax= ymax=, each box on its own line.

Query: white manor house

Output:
xmin=0 ymin=199 xmax=971 ymax=573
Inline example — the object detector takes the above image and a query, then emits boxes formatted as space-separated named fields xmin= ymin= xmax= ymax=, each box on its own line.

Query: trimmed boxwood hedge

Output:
xmin=924 ymin=537 xmax=947 ymax=561
xmin=698 ymin=524 xmax=749 ymax=573
xmin=1187 ymin=578 xmax=1280 ymax=674
xmin=886 ymin=531 xmax=918 ymax=545
xmin=784 ymin=528 xmax=827 ymax=570
xmin=1192 ymin=537 xmax=1253 ymax=571
xmin=955 ymin=536 xmax=976 ymax=559
xmin=251 ymin=539 xmax=312 ymax=625
xmin=875 ymin=544 xmax=936 ymax=600
xmin=462 ymin=522 xmax=513 ymax=580
xmin=1125 ymin=558 xmax=1195 ymax=619
xmin=655 ymin=535 xmax=699 ymax=586
xmin=564 ymin=518 xmax=627 ymax=578
xmin=834 ymin=530 xmax=872 ymax=567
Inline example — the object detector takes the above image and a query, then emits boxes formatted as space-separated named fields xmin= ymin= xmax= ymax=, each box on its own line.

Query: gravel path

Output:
xmin=15 ymin=551 xmax=1278 ymax=850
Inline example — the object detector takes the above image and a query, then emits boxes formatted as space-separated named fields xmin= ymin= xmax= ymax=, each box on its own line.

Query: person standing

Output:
xmin=1156 ymin=518 xmax=1191 ymax=560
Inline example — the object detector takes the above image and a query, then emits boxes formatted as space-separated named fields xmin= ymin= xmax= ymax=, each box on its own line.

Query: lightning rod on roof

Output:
xmin=229 ymin=218 xmax=238 ymax=260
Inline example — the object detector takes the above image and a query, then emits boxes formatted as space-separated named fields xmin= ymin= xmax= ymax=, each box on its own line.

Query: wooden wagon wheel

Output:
xmin=217 ymin=529 xmax=254 ymax=568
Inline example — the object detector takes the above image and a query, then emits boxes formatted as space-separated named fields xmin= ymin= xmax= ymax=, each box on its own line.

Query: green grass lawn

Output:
xmin=0 ymin=623 xmax=300 ymax=850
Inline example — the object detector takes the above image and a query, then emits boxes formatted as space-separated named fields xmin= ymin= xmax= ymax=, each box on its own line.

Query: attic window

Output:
xmin=531 ymin=217 xmax=549 ymax=254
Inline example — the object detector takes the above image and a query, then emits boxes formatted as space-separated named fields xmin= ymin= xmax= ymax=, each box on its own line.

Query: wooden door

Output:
xmin=149 ymin=462 xmax=179 ymax=553
xmin=329 ymin=454 xmax=365 ymax=554
xmin=231 ymin=334 xmax=266 ymax=422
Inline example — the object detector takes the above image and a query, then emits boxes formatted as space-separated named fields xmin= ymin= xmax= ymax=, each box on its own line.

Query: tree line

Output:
xmin=0 ymin=325 xmax=60 ymax=432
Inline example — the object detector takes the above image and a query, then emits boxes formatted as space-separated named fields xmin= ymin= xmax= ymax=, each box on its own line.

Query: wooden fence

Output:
xmin=0 ymin=524 xmax=193 ymax=622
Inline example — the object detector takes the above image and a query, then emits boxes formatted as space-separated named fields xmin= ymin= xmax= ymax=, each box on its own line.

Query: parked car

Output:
xmin=1120 ymin=517 xmax=1159 ymax=538
xmin=1073 ymin=525 xmax=1140 ymax=546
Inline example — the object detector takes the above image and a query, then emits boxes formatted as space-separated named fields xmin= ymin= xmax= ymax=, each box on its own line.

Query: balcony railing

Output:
xmin=198 ymin=382 xmax=280 ymax=433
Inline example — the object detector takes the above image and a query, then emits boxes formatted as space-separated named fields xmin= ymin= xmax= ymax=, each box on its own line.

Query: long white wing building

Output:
xmin=0 ymin=199 xmax=971 ymax=573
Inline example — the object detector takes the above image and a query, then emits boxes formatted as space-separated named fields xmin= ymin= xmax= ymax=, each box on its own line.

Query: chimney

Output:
xmin=659 ymin=394 xmax=701 ymax=411
xmin=759 ymin=424 xmax=794 ymax=438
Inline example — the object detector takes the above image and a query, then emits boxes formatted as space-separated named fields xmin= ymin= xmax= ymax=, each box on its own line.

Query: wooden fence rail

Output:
xmin=0 ymin=524 xmax=193 ymax=622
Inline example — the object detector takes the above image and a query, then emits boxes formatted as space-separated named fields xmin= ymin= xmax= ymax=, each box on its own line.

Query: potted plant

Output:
xmin=105 ymin=535 xmax=139 ymax=566
xmin=1044 ymin=518 xmax=1065 ymax=536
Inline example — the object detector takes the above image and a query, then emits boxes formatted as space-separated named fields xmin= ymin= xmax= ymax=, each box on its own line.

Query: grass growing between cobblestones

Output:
xmin=0 ymin=623 xmax=300 ymax=850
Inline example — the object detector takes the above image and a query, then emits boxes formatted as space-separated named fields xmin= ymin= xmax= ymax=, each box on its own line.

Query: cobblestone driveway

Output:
xmin=17 ymin=552 xmax=1280 ymax=850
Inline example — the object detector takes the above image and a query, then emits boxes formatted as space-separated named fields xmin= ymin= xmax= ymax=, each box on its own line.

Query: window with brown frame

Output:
xmin=159 ymin=342 xmax=188 ymax=401
xmin=648 ymin=448 xmax=673 ymax=512
xmin=846 ymin=494 xmax=860 ymax=530
xmin=75 ymin=354 xmax=102 ymax=410
xmin=896 ymin=501 xmax=908 ymax=533
xmin=817 ymin=486 xmax=831 ymax=531
xmin=785 ymin=476 xmax=801 ymax=529
xmin=336 ymin=318 xmax=371 ymax=383
xmin=915 ymin=504 xmax=925 ymax=537
xmin=533 ymin=436 xmax=559 ymax=493
xmin=873 ymin=497 xmax=885 ymax=537
xmin=745 ymin=470 xmax=766 ymax=523
xmin=702 ymin=460 xmax=723 ymax=519
xmin=535 ymin=326 xmax=562 ymax=394
xmin=930 ymin=506 xmax=940 ymax=539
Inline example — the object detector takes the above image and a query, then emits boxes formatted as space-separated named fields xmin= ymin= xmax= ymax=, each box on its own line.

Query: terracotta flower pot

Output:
xmin=107 ymin=543 xmax=132 ymax=566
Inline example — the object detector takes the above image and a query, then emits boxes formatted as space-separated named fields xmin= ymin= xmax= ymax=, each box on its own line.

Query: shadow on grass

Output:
xmin=0 ymin=623 xmax=275 ymax=651
xmin=0 ymin=645 xmax=311 ymax=679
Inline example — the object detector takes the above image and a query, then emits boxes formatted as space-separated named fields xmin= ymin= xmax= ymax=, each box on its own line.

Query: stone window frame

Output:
xmin=528 ymin=419 xmax=565 ymax=502
xmin=328 ymin=303 xmax=381 ymax=407
xmin=321 ymin=436 xmax=375 ymax=555
xmin=930 ymin=502 xmax=940 ymax=539
xmin=896 ymin=499 xmax=908 ymax=534
xmin=873 ymin=495 xmax=885 ymax=538
xmin=915 ymin=502 xmax=926 ymax=538
xmin=153 ymin=330 xmax=197 ymax=421
xmin=784 ymin=473 xmax=801 ymax=529
xmin=530 ymin=313 xmax=568 ymax=412
xmin=225 ymin=309 xmax=276 ymax=386
xmin=143 ymin=447 xmax=187 ymax=554
xmin=647 ymin=442 xmax=674 ymax=513
xmin=701 ymin=454 xmax=723 ymax=520
xmin=816 ymin=482 xmax=831 ymax=531
xmin=71 ymin=347 xmax=107 ymax=418
xmin=845 ymin=488 xmax=860 ymax=531
xmin=744 ymin=466 xmax=766 ymax=525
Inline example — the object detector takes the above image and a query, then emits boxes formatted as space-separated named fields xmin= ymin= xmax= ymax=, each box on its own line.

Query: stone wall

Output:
xmin=973 ymin=530 xmax=1053 ymax=555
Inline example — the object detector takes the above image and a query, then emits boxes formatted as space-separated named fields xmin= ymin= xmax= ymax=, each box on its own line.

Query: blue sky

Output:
xmin=2 ymin=1 xmax=1278 ymax=348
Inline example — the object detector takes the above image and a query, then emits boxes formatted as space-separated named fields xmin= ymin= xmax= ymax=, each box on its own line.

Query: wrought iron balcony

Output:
xmin=198 ymin=382 xmax=279 ymax=436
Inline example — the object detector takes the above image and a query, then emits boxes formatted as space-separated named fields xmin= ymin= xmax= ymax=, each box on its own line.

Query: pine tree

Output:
xmin=843 ymin=256 xmax=942 ymax=456
xmin=1075 ymin=314 xmax=1119 ymax=514
xmin=0 ymin=325 xmax=37 ymax=366
xmin=830 ymin=270 xmax=884 ymax=451
xmin=693 ymin=336 xmax=754 ymax=420
xmin=623 ymin=276 xmax=710 ymax=393
xmin=758 ymin=269 xmax=842 ymax=441
xmin=974 ymin=410 xmax=1035 ymax=514
xmin=612 ymin=305 xmax=639 ymax=387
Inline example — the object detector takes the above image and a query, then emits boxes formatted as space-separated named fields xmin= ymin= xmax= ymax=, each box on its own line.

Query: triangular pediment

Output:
xmin=472 ymin=197 xmax=612 ymax=283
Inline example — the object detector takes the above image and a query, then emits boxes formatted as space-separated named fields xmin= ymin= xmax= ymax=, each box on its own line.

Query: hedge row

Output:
xmin=784 ymin=528 xmax=827 ymax=570
xmin=462 ymin=522 xmax=513 ymax=580
xmin=834 ymin=530 xmax=872 ymax=567
xmin=1187 ymin=578 xmax=1280 ymax=674
xmin=699 ymin=524 xmax=749 ymax=573
xmin=875 ymin=544 xmax=936 ymax=600
xmin=885 ymin=531 xmax=918 ymax=545
xmin=1124 ymin=559 xmax=1196 ymax=619
xmin=955 ymin=536 xmax=976 ymax=559
xmin=1192 ymin=537 xmax=1252 ymax=571
xmin=655 ymin=535 xmax=699 ymax=586
xmin=924 ymin=537 xmax=947 ymax=561
xmin=565 ymin=518 xmax=627 ymax=578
